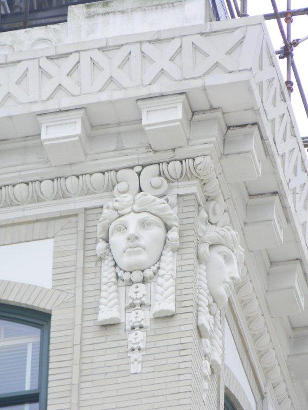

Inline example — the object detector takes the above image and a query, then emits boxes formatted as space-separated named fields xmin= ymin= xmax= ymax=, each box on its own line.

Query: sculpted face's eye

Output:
xmin=112 ymin=224 xmax=127 ymax=234
xmin=140 ymin=219 xmax=155 ymax=229
xmin=222 ymin=252 xmax=232 ymax=264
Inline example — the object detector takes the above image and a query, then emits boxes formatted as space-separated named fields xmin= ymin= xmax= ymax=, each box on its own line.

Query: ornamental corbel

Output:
xmin=96 ymin=164 xmax=179 ymax=373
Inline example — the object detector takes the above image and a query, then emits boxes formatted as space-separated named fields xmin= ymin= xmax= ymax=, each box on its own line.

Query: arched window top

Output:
xmin=0 ymin=304 xmax=50 ymax=409
xmin=224 ymin=391 xmax=242 ymax=410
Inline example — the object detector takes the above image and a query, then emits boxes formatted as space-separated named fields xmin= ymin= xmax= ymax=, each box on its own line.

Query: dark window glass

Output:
xmin=224 ymin=393 xmax=239 ymax=410
xmin=0 ymin=320 xmax=40 ymax=395
xmin=0 ymin=305 xmax=50 ymax=410
xmin=3 ymin=405 xmax=39 ymax=410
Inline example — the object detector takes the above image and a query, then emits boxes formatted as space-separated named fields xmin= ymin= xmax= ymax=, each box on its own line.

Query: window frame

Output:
xmin=0 ymin=303 xmax=50 ymax=409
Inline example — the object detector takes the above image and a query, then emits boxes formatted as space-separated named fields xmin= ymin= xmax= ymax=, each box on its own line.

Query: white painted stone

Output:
xmin=109 ymin=212 xmax=166 ymax=272
xmin=191 ymin=109 xmax=227 ymax=154
xmin=68 ymin=0 xmax=208 ymax=44
xmin=288 ymin=350 xmax=308 ymax=380
xmin=37 ymin=108 xmax=90 ymax=165
xmin=196 ymin=207 xmax=244 ymax=399
xmin=0 ymin=2 xmax=307 ymax=407
xmin=204 ymin=71 xmax=260 ymax=113
xmin=137 ymin=94 xmax=192 ymax=150
xmin=267 ymin=261 xmax=306 ymax=317
xmin=244 ymin=195 xmax=286 ymax=250
xmin=222 ymin=125 xmax=264 ymax=182
xmin=206 ymin=245 xmax=241 ymax=308
xmin=96 ymin=172 xmax=179 ymax=372
xmin=288 ymin=334 xmax=308 ymax=380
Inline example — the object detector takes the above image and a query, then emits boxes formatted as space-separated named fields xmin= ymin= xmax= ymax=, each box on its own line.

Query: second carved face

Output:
xmin=206 ymin=244 xmax=240 ymax=308
xmin=109 ymin=211 xmax=166 ymax=271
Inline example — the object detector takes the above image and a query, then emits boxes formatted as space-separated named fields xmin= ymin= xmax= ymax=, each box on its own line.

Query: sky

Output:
xmin=247 ymin=0 xmax=308 ymax=137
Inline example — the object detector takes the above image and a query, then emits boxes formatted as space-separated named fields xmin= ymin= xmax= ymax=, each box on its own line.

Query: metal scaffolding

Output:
xmin=216 ymin=0 xmax=308 ymax=146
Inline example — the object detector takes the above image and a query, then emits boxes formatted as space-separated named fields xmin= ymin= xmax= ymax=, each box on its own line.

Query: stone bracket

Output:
xmin=244 ymin=194 xmax=286 ymax=250
xmin=37 ymin=108 xmax=90 ymax=166
xmin=222 ymin=125 xmax=265 ymax=182
xmin=137 ymin=94 xmax=192 ymax=150
xmin=267 ymin=260 xmax=306 ymax=317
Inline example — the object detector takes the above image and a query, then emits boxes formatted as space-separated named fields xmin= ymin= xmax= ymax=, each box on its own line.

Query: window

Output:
xmin=0 ymin=304 xmax=50 ymax=409
xmin=224 ymin=392 xmax=241 ymax=410
xmin=0 ymin=0 xmax=100 ymax=32
xmin=0 ymin=239 xmax=54 ymax=289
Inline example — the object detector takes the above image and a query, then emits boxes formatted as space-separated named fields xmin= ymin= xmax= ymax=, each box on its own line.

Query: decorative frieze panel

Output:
xmin=182 ymin=29 xmax=245 ymax=78
xmin=141 ymin=38 xmax=182 ymax=85
xmin=0 ymin=27 xmax=249 ymax=106
xmin=0 ymin=156 xmax=220 ymax=209
xmin=0 ymin=60 xmax=39 ymax=104
xmin=254 ymin=37 xmax=308 ymax=248
xmin=0 ymin=171 xmax=117 ymax=207
xmin=40 ymin=53 xmax=80 ymax=100
xmin=80 ymin=44 xmax=141 ymax=93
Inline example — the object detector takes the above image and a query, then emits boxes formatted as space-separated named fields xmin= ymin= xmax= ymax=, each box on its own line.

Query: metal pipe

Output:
xmin=270 ymin=0 xmax=289 ymax=46
xmin=225 ymin=0 xmax=236 ymax=19
xmin=296 ymin=34 xmax=308 ymax=45
xmin=264 ymin=7 xmax=308 ymax=20
xmin=241 ymin=0 xmax=248 ymax=16
xmin=232 ymin=0 xmax=241 ymax=17
xmin=291 ymin=57 xmax=308 ymax=118
xmin=285 ymin=0 xmax=293 ymax=95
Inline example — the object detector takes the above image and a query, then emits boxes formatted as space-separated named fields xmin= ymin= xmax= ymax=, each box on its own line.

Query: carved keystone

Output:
xmin=244 ymin=195 xmax=286 ymax=250
xmin=37 ymin=108 xmax=90 ymax=166
xmin=267 ymin=261 xmax=306 ymax=317
xmin=222 ymin=125 xmax=264 ymax=182
xmin=137 ymin=94 xmax=192 ymax=150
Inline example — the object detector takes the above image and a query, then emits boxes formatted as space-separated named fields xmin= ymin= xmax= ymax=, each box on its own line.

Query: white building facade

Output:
xmin=0 ymin=1 xmax=307 ymax=409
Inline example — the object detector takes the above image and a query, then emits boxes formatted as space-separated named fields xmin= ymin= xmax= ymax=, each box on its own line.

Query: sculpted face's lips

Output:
xmin=125 ymin=245 xmax=145 ymax=253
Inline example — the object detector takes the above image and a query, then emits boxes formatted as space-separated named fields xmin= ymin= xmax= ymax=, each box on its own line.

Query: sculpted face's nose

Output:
xmin=229 ymin=266 xmax=240 ymax=283
xmin=127 ymin=232 xmax=139 ymax=242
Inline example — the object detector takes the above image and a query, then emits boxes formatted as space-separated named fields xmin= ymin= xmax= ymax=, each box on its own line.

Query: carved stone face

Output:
xmin=206 ymin=245 xmax=240 ymax=308
xmin=109 ymin=211 xmax=166 ymax=271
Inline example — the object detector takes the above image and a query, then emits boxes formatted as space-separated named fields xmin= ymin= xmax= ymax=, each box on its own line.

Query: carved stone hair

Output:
xmin=97 ymin=192 xmax=178 ymax=243
xmin=197 ymin=208 xmax=244 ymax=272
xmin=96 ymin=191 xmax=179 ymax=324
xmin=197 ymin=207 xmax=243 ymax=392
